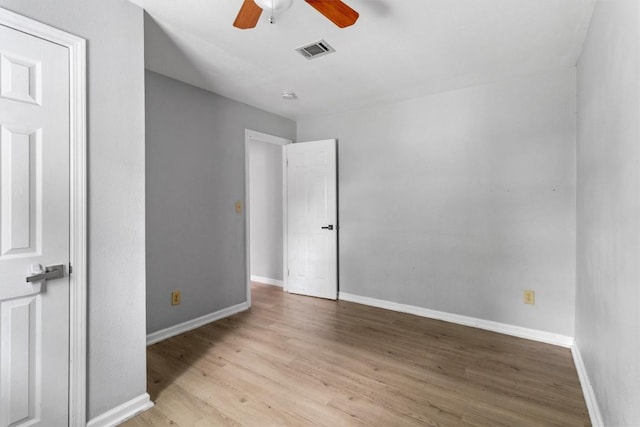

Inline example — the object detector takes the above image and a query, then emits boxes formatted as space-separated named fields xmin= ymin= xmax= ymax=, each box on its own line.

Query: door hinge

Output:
xmin=288 ymin=269 xmax=290 ymax=276
xmin=69 ymin=263 xmax=73 ymax=275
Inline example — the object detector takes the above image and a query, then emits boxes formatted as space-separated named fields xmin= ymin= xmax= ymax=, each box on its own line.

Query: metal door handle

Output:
xmin=321 ymin=225 xmax=334 ymax=230
xmin=26 ymin=264 xmax=64 ymax=283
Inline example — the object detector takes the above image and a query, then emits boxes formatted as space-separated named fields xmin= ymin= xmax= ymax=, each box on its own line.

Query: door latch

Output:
xmin=26 ymin=264 xmax=65 ymax=283
xmin=321 ymin=225 xmax=334 ymax=230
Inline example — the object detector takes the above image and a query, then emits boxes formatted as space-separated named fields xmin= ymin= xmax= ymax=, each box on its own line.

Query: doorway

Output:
xmin=244 ymin=130 xmax=291 ymax=303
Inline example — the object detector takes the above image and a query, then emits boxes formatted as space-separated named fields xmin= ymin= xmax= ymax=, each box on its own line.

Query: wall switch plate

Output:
xmin=235 ymin=201 xmax=242 ymax=214
xmin=171 ymin=290 xmax=181 ymax=305
xmin=523 ymin=290 xmax=535 ymax=305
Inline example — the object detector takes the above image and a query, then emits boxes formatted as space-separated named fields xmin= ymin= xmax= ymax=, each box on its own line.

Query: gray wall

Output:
xmin=0 ymin=0 xmax=147 ymax=420
xmin=249 ymin=141 xmax=284 ymax=281
xmin=576 ymin=0 xmax=640 ymax=424
xmin=298 ymin=69 xmax=577 ymax=336
xmin=145 ymin=71 xmax=295 ymax=334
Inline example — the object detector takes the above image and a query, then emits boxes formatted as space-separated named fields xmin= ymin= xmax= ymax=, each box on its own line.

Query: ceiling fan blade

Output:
xmin=305 ymin=0 xmax=359 ymax=28
xmin=233 ymin=0 xmax=263 ymax=29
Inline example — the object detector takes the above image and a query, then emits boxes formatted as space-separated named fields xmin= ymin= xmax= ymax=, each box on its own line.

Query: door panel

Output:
xmin=1 ymin=127 xmax=39 ymax=258
xmin=1 ymin=296 xmax=37 ymax=426
xmin=0 ymin=23 xmax=70 ymax=427
xmin=285 ymin=140 xmax=337 ymax=300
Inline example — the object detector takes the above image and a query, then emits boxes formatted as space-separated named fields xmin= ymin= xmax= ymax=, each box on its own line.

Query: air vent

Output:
xmin=295 ymin=39 xmax=335 ymax=60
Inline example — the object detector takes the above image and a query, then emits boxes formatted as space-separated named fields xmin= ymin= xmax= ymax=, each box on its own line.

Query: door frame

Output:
xmin=244 ymin=129 xmax=291 ymax=304
xmin=0 ymin=8 xmax=87 ymax=426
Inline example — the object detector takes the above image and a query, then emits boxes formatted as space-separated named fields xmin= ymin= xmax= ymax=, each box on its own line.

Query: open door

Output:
xmin=284 ymin=139 xmax=337 ymax=300
xmin=0 ymin=20 xmax=71 ymax=426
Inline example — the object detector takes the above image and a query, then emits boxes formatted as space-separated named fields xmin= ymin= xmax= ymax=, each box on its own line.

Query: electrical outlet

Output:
xmin=171 ymin=290 xmax=181 ymax=306
xmin=235 ymin=201 xmax=242 ymax=214
xmin=523 ymin=290 xmax=535 ymax=305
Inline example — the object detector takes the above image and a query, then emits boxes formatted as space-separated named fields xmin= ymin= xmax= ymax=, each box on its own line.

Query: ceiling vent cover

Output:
xmin=295 ymin=40 xmax=335 ymax=60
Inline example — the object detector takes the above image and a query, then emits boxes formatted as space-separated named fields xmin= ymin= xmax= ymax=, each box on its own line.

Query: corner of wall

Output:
xmin=571 ymin=343 xmax=604 ymax=427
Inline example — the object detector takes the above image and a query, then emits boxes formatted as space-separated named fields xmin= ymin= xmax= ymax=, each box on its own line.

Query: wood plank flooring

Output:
xmin=124 ymin=283 xmax=590 ymax=426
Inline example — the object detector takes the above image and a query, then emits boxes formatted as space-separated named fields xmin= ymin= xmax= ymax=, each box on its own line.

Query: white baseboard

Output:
xmin=146 ymin=301 xmax=250 ymax=346
xmin=251 ymin=275 xmax=284 ymax=287
xmin=571 ymin=344 xmax=604 ymax=427
xmin=338 ymin=292 xmax=574 ymax=348
xmin=87 ymin=393 xmax=153 ymax=427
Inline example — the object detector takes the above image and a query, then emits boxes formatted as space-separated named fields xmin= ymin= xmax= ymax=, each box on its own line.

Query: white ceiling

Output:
xmin=131 ymin=0 xmax=595 ymax=120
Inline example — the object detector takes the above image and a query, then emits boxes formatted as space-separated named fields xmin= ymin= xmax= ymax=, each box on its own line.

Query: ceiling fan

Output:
xmin=233 ymin=0 xmax=359 ymax=29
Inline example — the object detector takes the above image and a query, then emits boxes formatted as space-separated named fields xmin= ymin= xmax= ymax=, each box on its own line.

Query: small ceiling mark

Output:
xmin=281 ymin=91 xmax=297 ymax=100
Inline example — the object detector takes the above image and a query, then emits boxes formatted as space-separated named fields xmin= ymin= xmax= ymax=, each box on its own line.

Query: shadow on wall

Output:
xmin=143 ymin=12 xmax=211 ymax=87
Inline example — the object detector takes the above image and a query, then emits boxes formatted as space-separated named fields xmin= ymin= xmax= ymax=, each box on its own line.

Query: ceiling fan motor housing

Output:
xmin=254 ymin=0 xmax=293 ymax=13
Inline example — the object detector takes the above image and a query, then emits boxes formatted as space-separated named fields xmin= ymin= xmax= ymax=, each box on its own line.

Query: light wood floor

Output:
xmin=124 ymin=283 xmax=590 ymax=426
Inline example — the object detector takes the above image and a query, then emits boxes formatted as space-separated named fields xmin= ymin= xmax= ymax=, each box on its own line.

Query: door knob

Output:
xmin=26 ymin=264 xmax=65 ymax=283
xmin=321 ymin=225 xmax=334 ymax=230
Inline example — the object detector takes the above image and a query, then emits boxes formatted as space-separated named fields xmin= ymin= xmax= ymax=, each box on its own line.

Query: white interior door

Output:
xmin=0 ymin=23 xmax=70 ymax=426
xmin=285 ymin=139 xmax=337 ymax=300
